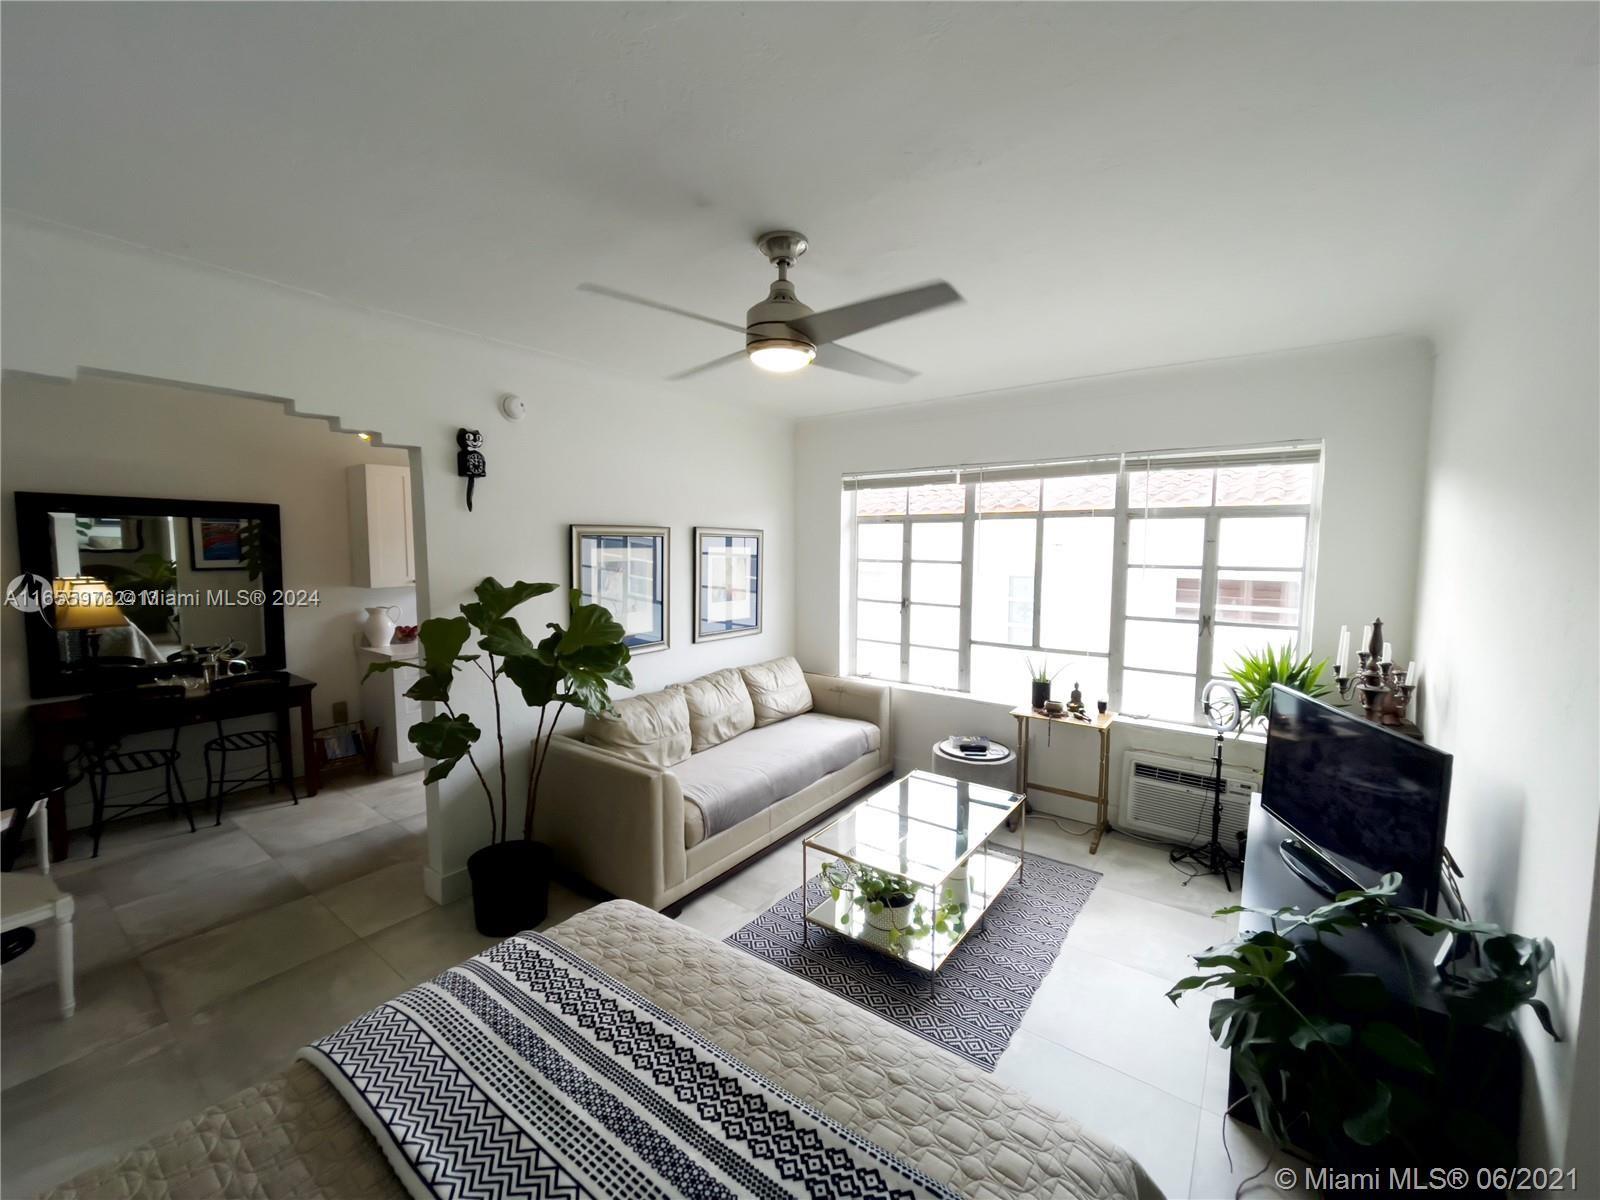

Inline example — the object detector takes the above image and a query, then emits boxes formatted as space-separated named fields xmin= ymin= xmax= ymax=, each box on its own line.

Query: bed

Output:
xmin=43 ymin=901 xmax=1160 ymax=1200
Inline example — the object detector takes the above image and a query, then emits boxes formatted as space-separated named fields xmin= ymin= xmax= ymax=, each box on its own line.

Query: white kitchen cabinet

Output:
xmin=347 ymin=463 xmax=415 ymax=588
xmin=359 ymin=644 xmax=425 ymax=776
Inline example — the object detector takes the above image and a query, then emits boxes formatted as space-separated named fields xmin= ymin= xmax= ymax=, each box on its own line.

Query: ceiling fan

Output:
xmin=579 ymin=231 xmax=962 ymax=383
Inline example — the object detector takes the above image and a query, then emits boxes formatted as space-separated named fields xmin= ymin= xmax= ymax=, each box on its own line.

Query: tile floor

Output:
xmin=1 ymin=774 xmax=1305 ymax=1199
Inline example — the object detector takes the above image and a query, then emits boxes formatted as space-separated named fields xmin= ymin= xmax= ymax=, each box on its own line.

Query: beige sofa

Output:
xmin=535 ymin=657 xmax=892 ymax=912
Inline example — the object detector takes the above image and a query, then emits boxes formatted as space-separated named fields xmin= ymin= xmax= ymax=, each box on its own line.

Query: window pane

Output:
xmin=1218 ymin=516 xmax=1307 ymax=568
xmin=910 ymin=561 xmax=961 ymax=605
xmin=855 ymin=640 xmax=900 ymax=679
xmin=1129 ymin=468 xmax=1213 ymax=508
xmin=911 ymin=522 xmax=963 ymax=562
xmin=908 ymin=483 xmax=966 ymax=515
xmin=1121 ymin=670 xmax=1197 ymax=722
xmin=1124 ymin=618 xmax=1199 ymax=673
xmin=857 ymin=561 xmax=901 ymax=602
xmin=1212 ymin=625 xmax=1297 ymax=678
xmin=1215 ymin=570 xmax=1302 ymax=626
xmin=856 ymin=522 xmax=902 ymax=560
xmin=908 ymin=647 xmax=959 ymax=689
xmin=910 ymin=604 xmax=959 ymax=649
xmin=1127 ymin=517 xmax=1204 ymax=566
xmin=1056 ymin=658 xmax=1110 ymax=713
xmin=973 ymin=519 xmax=1035 ymax=644
xmin=1040 ymin=517 xmax=1112 ymax=652
xmin=856 ymin=600 xmax=900 ymax=642
xmin=967 ymin=644 xmax=1035 ymax=704
xmin=855 ymin=487 xmax=906 ymax=516
xmin=1042 ymin=474 xmax=1116 ymax=512
xmin=1126 ymin=567 xmax=1203 ymax=620
xmin=977 ymin=479 xmax=1040 ymax=513
xmin=1216 ymin=462 xmax=1315 ymax=506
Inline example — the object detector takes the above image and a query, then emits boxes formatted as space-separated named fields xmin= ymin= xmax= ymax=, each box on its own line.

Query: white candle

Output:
xmin=1336 ymin=626 xmax=1350 ymax=674
xmin=1382 ymin=642 xmax=1393 ymax=664
xmin=1405 ymin=660 xmax=1416 ymax=680
xmin=1409 ymin=663 xmax=1421 ymax=687
xmin=1360 ymin=624 xmax=1373 ymax=657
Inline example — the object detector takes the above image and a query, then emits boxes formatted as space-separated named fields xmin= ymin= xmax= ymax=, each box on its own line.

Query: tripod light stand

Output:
xmin=1169 ymin=679 xmax=1244 ymax=890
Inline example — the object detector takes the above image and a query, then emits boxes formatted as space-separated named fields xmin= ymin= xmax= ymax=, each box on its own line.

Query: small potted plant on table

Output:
xmin=1025 ymin=656 xmax=1060 ymax=710
xmin=832 ymin=870 xmax=921 ymax=934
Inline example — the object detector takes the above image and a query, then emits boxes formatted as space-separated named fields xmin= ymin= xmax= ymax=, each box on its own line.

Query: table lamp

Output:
xmin=52 ymin=577 xmax=125 ymax=659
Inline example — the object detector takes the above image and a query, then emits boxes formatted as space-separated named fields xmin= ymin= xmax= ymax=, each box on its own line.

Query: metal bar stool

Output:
xmin=84 ymin=685 xmax=195 ymax=858
xmin=205 ymin=673 xmax=298 ymax=825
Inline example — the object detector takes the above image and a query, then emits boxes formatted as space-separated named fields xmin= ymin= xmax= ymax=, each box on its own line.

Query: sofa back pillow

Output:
xmin=673 ymin=668 xmax=756 ymax=753
xmin=581 ymin=687 xmax=691 ymax=768
xmin=739 ymin=656 xmax=815 ymax=727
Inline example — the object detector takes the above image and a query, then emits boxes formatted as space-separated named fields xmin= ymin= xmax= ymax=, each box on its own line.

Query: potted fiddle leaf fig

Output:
xmin=365 ymin=579 xmax=632 ymax=935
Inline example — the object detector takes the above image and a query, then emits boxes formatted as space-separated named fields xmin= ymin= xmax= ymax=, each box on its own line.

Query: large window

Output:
xmin=845 ymin=446 xmax=1321 ymax=725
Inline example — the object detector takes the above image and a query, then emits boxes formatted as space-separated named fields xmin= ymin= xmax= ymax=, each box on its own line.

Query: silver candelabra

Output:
xmin=1333 ymin=617 xmax=1416 ymax=727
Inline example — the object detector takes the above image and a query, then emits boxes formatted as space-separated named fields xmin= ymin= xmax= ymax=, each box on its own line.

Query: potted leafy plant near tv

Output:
xmin=1168 ymin=873 xmax=1558 ymax=1177
xmin=366 ymin=579 xmax=632 ymax=935
xmin=1226 ymin=643 xmax=1330 ymax=731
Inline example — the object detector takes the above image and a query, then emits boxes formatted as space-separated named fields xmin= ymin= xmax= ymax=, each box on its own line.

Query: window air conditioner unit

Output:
xmin=1119 ymin=751 xmax=1258 ymax=846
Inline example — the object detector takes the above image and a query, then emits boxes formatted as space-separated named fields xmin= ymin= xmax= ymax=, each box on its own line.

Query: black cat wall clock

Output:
xmin=456 ymin=428 xmax=485 ymax=511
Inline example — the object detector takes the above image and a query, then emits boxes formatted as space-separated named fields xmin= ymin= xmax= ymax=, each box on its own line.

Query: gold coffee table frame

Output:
xmin=801 ymin=770 xmax=1026 ymax=975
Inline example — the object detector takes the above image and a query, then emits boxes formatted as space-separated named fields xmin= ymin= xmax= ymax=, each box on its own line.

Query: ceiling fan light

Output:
xmin=747 ymin=339 xmax=816 ymax=374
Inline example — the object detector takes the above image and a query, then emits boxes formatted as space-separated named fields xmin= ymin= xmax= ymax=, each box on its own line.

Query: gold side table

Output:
xmin=1010 ymin=707 xmax=1115 ymax=853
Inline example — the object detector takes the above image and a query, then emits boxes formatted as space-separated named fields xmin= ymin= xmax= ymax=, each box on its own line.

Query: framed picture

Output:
xmin=694 ymin=527 xmax=762 ymax=642
xmin=570 ymin=525 xmax=669 ymax=654
xmin=189 ymin=516 xmax=247 ymax=571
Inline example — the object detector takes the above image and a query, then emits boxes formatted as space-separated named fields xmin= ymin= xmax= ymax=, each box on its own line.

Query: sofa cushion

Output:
xmin=675 ymin=713 xmax=881 ymax=847
xmin=581 ymin=688 xmax=691 ymax=768
xmin=739 ymin=656 xmax=814 ymax=727
xmin=673 ymin=668 xmax=756 ymax=753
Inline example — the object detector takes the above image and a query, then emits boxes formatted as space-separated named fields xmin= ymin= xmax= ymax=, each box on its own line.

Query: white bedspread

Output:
xmin=302 ymin=930 xmax=962 ymax=1200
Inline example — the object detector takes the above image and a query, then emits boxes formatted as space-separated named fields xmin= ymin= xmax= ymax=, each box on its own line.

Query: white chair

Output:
xmin=0 ymin=799 xmax=75 ymax=1018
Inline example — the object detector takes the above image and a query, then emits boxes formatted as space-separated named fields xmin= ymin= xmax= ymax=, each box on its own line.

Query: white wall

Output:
xmin=0 ymin=374 xmax=417 ymax=822
xmin=1413 ymin=125 xmax=1599 ymax=1170
xmin=0 ymin=216 xmax=795 ymax=901
xmin=794 ymin=338 xmax=1435 ymax=818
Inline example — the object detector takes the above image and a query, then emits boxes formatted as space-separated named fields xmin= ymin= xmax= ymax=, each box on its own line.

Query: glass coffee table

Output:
xmin=801 ymin=770 xmax=1026 ymax=973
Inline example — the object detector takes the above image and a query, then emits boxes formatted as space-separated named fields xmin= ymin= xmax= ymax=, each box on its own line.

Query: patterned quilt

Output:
xmin=299 ymin=930 xmax=963 ymax=1200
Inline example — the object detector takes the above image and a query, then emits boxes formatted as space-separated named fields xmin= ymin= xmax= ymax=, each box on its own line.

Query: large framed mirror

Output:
xmin=13 ymin=491 xmax=287 ymax=697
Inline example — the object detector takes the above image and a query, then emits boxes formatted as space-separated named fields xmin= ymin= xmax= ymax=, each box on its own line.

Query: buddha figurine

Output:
xmin=1066 ymin=681 xmax=1086 ymax=716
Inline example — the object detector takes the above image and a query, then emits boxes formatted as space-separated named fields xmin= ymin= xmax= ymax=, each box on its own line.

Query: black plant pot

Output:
xmin=1031 ymin=680 xmax=1052 ymax=709
xmin=467 ymin=839 xmax=551 ymax=937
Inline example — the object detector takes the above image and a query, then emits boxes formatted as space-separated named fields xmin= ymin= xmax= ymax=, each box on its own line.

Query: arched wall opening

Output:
xmin=1 ymin=215 xmax=797 ymax=907
xmin=1 ymin=367 xmax=444 ymax=892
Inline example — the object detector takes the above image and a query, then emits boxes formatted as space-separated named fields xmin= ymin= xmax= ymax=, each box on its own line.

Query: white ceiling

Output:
xmin=4 ymin=3 xmax=1593 ymax=417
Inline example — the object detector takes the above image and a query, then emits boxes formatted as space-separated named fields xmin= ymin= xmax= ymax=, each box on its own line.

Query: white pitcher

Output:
xmin=363 ymin=604 xmax=399 ymax=648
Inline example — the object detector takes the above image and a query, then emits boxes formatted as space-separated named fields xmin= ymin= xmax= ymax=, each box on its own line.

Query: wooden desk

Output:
xmin=27 ymin=673 xmax=322 ymax=842
xmin=1010 ymin=707 xmax=1115 ymax=853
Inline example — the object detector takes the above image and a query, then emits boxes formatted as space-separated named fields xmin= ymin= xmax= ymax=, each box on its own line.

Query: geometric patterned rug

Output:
xmin=724 ymin=853 xmax=1100 ymax=1070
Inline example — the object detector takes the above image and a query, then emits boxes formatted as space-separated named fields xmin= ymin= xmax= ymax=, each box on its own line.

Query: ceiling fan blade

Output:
xmin=813 ymin=342 xmax=918 ymax=384
xmin=577 ymin=283 xmax=745 ymax=334
xmin=789 ymin=281 xmax=962 ymax=346
xmin=666 ymin=351 xmax=749 ymax=382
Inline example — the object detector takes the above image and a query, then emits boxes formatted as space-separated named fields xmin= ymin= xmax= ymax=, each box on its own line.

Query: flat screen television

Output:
xmin=1261 ymin=684 xmax=1452 ymax=910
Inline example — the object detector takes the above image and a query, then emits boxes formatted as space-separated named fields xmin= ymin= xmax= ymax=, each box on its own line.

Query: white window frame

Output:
xmin=844 ymin=445 xmax=1322 ymax=725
